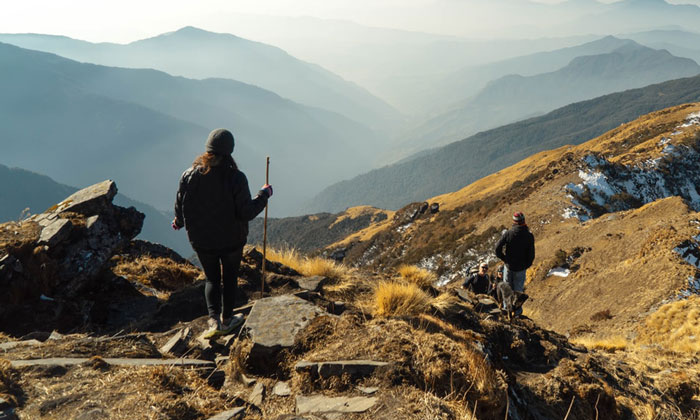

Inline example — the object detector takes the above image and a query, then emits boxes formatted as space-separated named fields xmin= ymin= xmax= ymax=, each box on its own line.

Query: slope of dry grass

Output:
xmin=637 ymin=295 xmax=700 ymax=353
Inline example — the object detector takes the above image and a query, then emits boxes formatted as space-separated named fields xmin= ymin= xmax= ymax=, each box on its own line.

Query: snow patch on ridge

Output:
xmin=564 ymin=146 xmax=700 ymax=221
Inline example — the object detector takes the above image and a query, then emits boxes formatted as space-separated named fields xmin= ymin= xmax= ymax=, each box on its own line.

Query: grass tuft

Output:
xmin=373 ymin=281 xmax=431 ymax=317
xmin=111 ymin=255 xmax=201 ymax=292
xmin=266 ymin=247 xmax=351 ymax=281
xmin=571 ymin=335 xmax=628 ymax=352
xmin=397 ymin=264 xmax=437 ymax=289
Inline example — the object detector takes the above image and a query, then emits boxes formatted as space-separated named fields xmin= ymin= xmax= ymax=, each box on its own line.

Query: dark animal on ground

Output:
xmin=496 ymin=281 xmax=528 ymax=321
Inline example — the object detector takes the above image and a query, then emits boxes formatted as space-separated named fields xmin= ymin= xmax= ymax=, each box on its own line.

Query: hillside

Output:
xmin=248 ymin=206 xmax=393 ymax=253
xmin=2 ymin=178 xmax=699 ymax=419
xmin=309 ymin=73 xmax=700 ymax=213
xmin=322 ymin=103 xmax=700 ymax=341
xmin=0 ymin=164 xmax=191 ymax=256
xmin=395 ymin=42 xmax=700 ymax=158
xmin=0 ymin=41 xmax=381 ymax=216
xmin=0 ymin=27 xmax=401 ymax=131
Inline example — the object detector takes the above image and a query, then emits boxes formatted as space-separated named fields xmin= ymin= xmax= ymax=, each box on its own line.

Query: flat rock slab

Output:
xmin=159 ymin=328 xmax=191 ymax=356
xmin=273 ymin=381 xmax=292 ymax=397
xmin=296 ymin=395 xmax=378 ymax=415
xmin=54 ymin=180 xmax=117 ymax=215
xmin=249 ymin=382 xmax=265 ymax=406
xmin=244 ymin=295 xmax=327 ymax=371
xmin=206 ymin=407 xmax=245 ymax=420
xmin=295 ymin=360 xmax=389 ymax=378
xmin=0 ymin=339 xmax=42 ymax=351
xmin=244 ymin=295 xmax=326 ymax=348
xmin=38 ymin=219 xmax=72 ymax=247
xmin=10 ymin=357 xmax=214 ymax=368
xmin=296 ymin=276 xmax=329 ymax=292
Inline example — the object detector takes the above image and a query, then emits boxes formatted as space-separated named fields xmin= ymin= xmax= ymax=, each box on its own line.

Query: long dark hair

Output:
xmin=193 ymin=153 xmax=237 ymax=174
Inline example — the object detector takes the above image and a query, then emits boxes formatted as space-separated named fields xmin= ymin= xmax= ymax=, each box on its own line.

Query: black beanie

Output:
xmin=205 ymin=128 xmax=234 ymax=155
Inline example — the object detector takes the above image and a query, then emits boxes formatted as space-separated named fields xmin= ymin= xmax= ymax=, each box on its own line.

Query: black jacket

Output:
xmin=495 ymin=224 xmax=535 ymax=272
xmin=463 ymin=273 xmax=491 ymax=295
xmin=174 ymin=163 xmax=267 ymax=251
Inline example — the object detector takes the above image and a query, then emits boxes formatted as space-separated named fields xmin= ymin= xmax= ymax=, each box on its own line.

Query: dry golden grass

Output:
xmin=328 ymin=205 xmax=393 ymax=230
xmin=637 ymin=296 xmax=700 ymax=353
xmin=396 ymin=264 xmax=437 ymax=289
xmin=373 ymin=281 xmax=431 ymax=317
xmin=15 ymin=363 xmax=231 ymax=420
xmin=430 ymin=293 xmax=464 ymax=316
xmin=571 ymin=335 xmax=628 ymax=352
xmin=111 ymin=255 xmax=201 ymax=293
xmin=265 ymin=247 xmax=351 ymax=281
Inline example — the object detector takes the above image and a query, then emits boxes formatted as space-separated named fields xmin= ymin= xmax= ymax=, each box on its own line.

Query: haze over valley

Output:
xmin=2 ymin=0 xmax=700 ymax=223
xmin=4 ymin=2 xmax=700 ymax=419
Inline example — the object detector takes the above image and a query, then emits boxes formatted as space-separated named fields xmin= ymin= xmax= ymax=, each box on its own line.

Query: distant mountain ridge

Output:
xmin=308 ymin=73 xmax=700 ymax=213
xmin=418 ymin=36 xmax=635 ymax=117
xmin=0 ymin=42 xmax=382 ymax=215
xmin=393 ymin=41 xmax=700 ymax=159
xmin=0 ymin=27 xmax=401 ymax=131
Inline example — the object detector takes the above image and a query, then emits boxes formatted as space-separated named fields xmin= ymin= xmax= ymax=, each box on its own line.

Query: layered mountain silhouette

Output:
xmin=421 ymin=36 xmax=636 ymax=116
xmin=0 ymin=42 xmax=383 ymax=215
xmin=308 ymin=73 xmax=700 ymax=212
xmin=0 ymin=164 xmax=191 ymax=255
xmin=622 ymin=29 xmax=700 ymax=65
xmin=395 ymin=41 xmax=700 ymax=158
xmin=0 ymin=27 xmax=401 ymax=131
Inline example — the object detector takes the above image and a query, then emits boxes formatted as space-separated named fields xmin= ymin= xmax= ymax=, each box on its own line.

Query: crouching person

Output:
xmin=173 ymin=128 xmax=273 ymax=338
xmin=463 ymin=262 xmax=491 ymax=295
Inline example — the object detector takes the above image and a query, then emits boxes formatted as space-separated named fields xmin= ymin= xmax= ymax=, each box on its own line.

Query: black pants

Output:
xmin=195 ymin=247 xmax=243 ymax=320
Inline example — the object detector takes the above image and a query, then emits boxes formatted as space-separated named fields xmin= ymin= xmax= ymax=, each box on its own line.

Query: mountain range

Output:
xmin=308 ymin=73 xmax=700 ymax=213
xmin=0 ymin=41 xmax=383 ymax=216
xmin=392 ymin=41 xmax=700 ymax=158
xmin=0 ymin=27 xmax=401 ymax=132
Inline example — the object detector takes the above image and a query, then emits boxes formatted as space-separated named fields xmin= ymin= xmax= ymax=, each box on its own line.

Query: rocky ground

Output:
xmin=2 ymin=181 xmax=700 ymax=419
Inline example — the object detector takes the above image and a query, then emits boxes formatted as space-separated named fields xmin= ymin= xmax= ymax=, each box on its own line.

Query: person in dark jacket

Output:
xmin=495 ymin=212 xmax=535 ymax=295
xmin=173 ymin=128 xmax=272 ymax=338
xmin=462 ymin=262 xmax=491 ymax=295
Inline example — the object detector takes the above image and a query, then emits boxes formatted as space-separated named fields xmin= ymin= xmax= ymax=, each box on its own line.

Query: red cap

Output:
xmin=513 ymin=212 xmax=525 ymax=224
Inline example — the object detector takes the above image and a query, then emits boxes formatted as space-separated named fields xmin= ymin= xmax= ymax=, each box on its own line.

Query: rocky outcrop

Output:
xmin=0 ymin=180 xmax=144 ymax=334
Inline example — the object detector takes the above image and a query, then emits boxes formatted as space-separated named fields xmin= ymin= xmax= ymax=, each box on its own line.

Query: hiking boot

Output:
xmin=202 ymin=317 xmax=221 ymax=339
xmin=220 ymin=313 xmax=244 ymax=335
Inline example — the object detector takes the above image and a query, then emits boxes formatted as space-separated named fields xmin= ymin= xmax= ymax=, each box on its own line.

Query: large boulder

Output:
xmin=0 ymin=180 xmax=144 ymax=333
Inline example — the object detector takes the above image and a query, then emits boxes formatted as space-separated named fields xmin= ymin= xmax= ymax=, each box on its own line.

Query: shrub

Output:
xmin=373 ymin=281 xmax=431 ymax=317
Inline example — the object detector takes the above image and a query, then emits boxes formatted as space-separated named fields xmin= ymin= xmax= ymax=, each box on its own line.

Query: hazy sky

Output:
xmin=3 ymin=0 xmax=700 ymax=43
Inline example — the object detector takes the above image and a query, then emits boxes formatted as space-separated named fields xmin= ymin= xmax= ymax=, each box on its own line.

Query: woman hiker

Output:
xmin=172 ymin=128 xmax=273 ymax=338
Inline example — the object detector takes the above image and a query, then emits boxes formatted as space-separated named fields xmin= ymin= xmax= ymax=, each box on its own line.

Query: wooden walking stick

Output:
xmin=261 ymin=156 xmax=270 ymax=298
